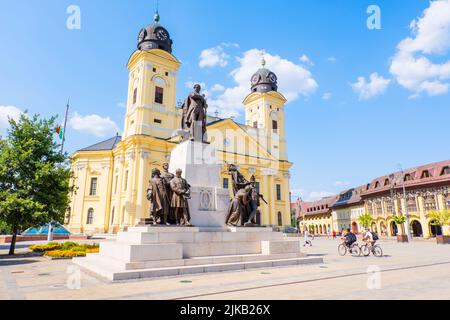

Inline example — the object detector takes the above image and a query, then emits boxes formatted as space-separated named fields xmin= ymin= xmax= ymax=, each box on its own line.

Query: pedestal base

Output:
xmin=73 ymin=227 xmax=323 ymax=281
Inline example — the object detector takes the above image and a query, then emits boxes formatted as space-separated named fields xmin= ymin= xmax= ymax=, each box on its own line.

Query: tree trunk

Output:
xmin=8 ymin=228 xmax=18 ymax=256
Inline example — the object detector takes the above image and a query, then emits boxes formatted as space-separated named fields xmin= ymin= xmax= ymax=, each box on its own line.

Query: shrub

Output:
xmin=44 ymin=250 xmax=86 ymax=258
xmin=86 ymin=247 xmax=99 ymax=254
xmin=29 ymin=243 xmax=62 ymax=253
xmin=61 ymin=241 xmax=79 ymax=250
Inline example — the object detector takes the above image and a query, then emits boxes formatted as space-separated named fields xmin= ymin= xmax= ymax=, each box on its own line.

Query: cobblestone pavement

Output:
xmin=1 ymin=237 xmax=450 ymax=300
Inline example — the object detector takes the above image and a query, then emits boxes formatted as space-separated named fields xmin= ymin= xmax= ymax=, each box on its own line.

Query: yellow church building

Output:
xmin=66 ymin=13 xmax=293 ymax=234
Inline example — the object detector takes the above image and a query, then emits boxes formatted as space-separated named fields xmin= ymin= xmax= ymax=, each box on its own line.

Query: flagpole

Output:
xmin=49 ymin=99 xmax=69 ymax=242
xmin=60 ymin=98 xmax=70 ymax=154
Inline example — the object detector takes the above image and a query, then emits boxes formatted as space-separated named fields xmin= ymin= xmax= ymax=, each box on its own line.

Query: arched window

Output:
xmin=384 ymin=178 xmax=390 ymax=186
xmin=404 ymin=174 xmax=412 ymax=182
xmin=421 ymin=170 xmax=431 ymax=179
xmin=86 ymin=208 xmax=94 ymax=225
xmin=375 ymin=181 xmax=381 ymax=188
xmin=277 ymin=212 xmax=282 ymax=226
xmin=441 ymin=166 xmax=450 ymax=176
xmin=154 ymin=77 xmax=165 ymax=104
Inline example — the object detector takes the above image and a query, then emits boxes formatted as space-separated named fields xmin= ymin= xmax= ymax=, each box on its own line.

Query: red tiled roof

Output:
xmin=362 ymin=159 xmax=450 ymax=196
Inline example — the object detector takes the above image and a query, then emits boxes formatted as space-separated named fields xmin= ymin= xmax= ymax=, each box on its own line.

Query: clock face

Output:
xmin=156 ymin=28 xmax=169 ymax=41
xmin=138 ymin=28 xmax=147 ymax=42
xmin=251 ymin=74 xmax=260 ymax=85
xmin=268 ymin=73 xmax=277 ymax=83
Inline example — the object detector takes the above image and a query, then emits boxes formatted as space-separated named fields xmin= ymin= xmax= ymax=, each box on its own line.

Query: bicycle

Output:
xmin=338 ymin=241 xmax=361 ymax=257
xmin=361 ymin=242 xmax=383 ymax=257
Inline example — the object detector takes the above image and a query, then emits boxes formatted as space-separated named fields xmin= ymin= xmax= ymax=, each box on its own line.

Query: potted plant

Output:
xmin=358 ymin=213 xmax=374 ymax=234
xmin=392 ymin=215 xmax=408 ymax=243
xmin=428 ymin=210 xmax=450 ymax=245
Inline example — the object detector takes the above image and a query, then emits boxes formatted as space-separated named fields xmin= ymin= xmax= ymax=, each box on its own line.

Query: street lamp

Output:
xmin=398 ymin=164 xmax=413 ymax=241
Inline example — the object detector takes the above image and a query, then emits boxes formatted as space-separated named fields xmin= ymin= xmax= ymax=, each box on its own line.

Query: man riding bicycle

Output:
xmin=363 ymin=227 xmax=376 ymax=248
xmin=343 ymin=228 xmax=357 ymax=248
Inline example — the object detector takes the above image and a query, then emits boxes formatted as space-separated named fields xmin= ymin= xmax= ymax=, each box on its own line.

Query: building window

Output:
xmin=155 ymin=86 xmax=164 ymax=104
xmin=375 ymin=181 xmax=381 ymax=188
xmin=441 ymin=166 xmax=450 ymax=176
xmin=154 ymin=119 xmax=162 ymax=124
xmin=133 ymin=88 xmax=137 ymax=104
xmin=253 ymin=121 xmax=258 ymax=129
xmin=223 ymin=178 xmax=229 ymax=189
xmin=124 ymin=171 xmax=129 ymax=191
xmin=407 ymin=198 xmax=417 ymax=212
xmin=114 ymin=175 xmax=118 ymax=194
xmin=277 ymin=212 xmax=283 ymax=226
xmin=384 ymin=179 xmax=390 ymax=186
xmin=276 ymin=184 xmax=282 ymax=201
xmin=272 ymin=120 xmax=278 ymax=133
xmin=421 ymin=170 xmax=431 ymax=178
xmin=255 ymin=182 xmax=260 ymax=194
xmin=86 ymin=208 xmax=94 ymax=225
xmin=424 ymin=195 xmax=436 ymax=211
xmin=89 ymin=178 xmax=98 ymax=196
xmin=165 ymin=71 xmax=169 ymax=76
xmin=404 ymin=174 xmax=412 ymax=182
xmin=153 ymin=67 xmax=156 ymax=72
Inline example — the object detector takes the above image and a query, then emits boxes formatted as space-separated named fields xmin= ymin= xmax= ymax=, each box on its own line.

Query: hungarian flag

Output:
xmin=55 ymin=124 xmax=64 ymax=140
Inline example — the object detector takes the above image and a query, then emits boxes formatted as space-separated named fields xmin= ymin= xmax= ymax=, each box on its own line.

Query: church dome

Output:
xmin=250 ymin=57 xmax=278 ymax=93
xmin=137 ymin=11 xmax=173 ymax=53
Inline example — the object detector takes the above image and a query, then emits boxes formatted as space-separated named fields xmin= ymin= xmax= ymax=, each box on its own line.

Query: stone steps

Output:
xmin=74 ymin=254 xmax=323 ymax=281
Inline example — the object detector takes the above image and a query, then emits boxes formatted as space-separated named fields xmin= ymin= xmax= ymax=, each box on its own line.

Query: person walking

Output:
xmin=332 ymin=230 xmax=336 ymax=239
xmin=303 ymin=227 xmax=312 ymax=247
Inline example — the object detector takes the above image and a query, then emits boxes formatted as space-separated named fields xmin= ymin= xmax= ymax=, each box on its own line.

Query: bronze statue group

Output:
xmin=146 ymin=84 xmax=266 ymax=228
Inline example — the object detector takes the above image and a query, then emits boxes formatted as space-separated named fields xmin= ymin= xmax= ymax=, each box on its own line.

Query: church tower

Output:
xmin=243 ymin=58 xmax=288 ymax=161
xmin=123 ymin=12 xmax=181 ymax=140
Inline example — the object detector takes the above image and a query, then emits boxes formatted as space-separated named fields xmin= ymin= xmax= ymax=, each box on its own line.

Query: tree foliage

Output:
xmin=428 ymin=209 xmax=450 ymax=227
xmin=392 ymin=215 xmax=406 ymax=225
xmin=0 ymin=113 xmax=72 ymax=254
xmin=358 ymin=213 xmax=374 ymax=228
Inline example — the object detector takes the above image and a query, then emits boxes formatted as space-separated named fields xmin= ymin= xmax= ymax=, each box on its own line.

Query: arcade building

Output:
xmin=66 ymin=13 xmax=293 ymax=234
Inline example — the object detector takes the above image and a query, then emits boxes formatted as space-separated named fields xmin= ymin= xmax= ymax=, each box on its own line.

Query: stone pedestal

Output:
xmin=169 ymin=141 xmax=229 ymax=227
xmin=73 ymin=226 xmax=322 ymax=281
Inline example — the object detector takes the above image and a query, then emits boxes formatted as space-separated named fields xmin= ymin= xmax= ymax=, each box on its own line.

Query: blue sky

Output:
xmin=0 ymin=0 xmax=449 ymax=201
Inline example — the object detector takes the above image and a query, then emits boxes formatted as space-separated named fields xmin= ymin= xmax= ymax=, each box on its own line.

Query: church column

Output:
xmin=135 ymin=151 xmax=150 ymax=224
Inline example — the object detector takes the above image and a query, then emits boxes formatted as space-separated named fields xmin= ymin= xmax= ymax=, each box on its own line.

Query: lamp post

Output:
xmin=398 ymin=164 xmax=413 ymax=241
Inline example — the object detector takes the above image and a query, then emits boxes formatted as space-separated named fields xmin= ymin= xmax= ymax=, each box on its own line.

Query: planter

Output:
xmin=397 ymin=235 xmax=409 ymax=243
xmin=436 ymin=235 xmax=450 ymax=245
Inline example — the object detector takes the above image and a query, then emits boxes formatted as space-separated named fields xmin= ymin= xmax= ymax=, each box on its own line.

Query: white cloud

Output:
xmin=199 ymin=45 xmax=230 ymax=68
xmin=389 ymin=0 xmax=450 ymax=96
xmin=210 ymin=84 xmax=225 ymax=92
xmin=0 ymin=105 xmax=23 ymax=136
xmin=308 ymin=191 xmax=334 ymax=201
xmin=335 ymin=181 xmax=351 ymax=187
xmin=322 ymin=92 xmax=332 ymax=100
xmin=208 ymin=49 xmax=318 ymax=117
xmin=300 ymin=54 xmax=314 ymax=65
xmin=351 ymin=73 xmax=391 ymax=100
xmin=69 ymin=112 xmax=120 ymax=138
xmin=327 ymin=56 xmax=337 ymax=63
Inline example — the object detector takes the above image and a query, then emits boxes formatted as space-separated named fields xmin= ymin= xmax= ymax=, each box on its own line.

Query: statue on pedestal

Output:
xmin=161 ymin=163 xmax=175 ymax=223
xmin=170 ymin=169 xmax=192 ymax=226
xmin=225 ymin=165 xmax=266 ymax=227
xmin=180 ymin=83 xmax=208 ymax=142
xmin=147 ymin=168 xmax=171 ymax=225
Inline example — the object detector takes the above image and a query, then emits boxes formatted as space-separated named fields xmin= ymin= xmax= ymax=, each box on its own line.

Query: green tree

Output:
xmin=0 ymin=113 xmax=72 ymax=255
xmin=392 ymin=215 xmax=406 ymax=225
xmin=358 ymin=213 xmax=374 ymax=228
xmin=428 ymin=209 xmax=450 ymax=228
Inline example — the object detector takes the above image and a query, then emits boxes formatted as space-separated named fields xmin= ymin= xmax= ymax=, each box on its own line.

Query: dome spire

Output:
xmin=260 ymin=50 xmax=266 ymax=67
xmin=154 ymin=10 xmax=160 ymax=23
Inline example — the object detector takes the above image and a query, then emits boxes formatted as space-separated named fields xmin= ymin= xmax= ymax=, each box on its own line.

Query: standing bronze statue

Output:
xmin=225 ymin=166 xmax=266 ymax=227
xmin=170 ymin=169 xmax=192 ymax=226
xmin=161 ymin=163 xmax=175 ymax=223
xmin=147 ymin=168 xmax=171 ymax=225
xmin=228 ymin=164 xmax=251 ymax=196
xmin=181 ymin=83 xmax=208 ymax=142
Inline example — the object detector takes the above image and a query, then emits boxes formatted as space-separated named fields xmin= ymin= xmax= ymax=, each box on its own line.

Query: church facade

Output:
xmin=66 ymin=13 xmax=293 ymax=234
